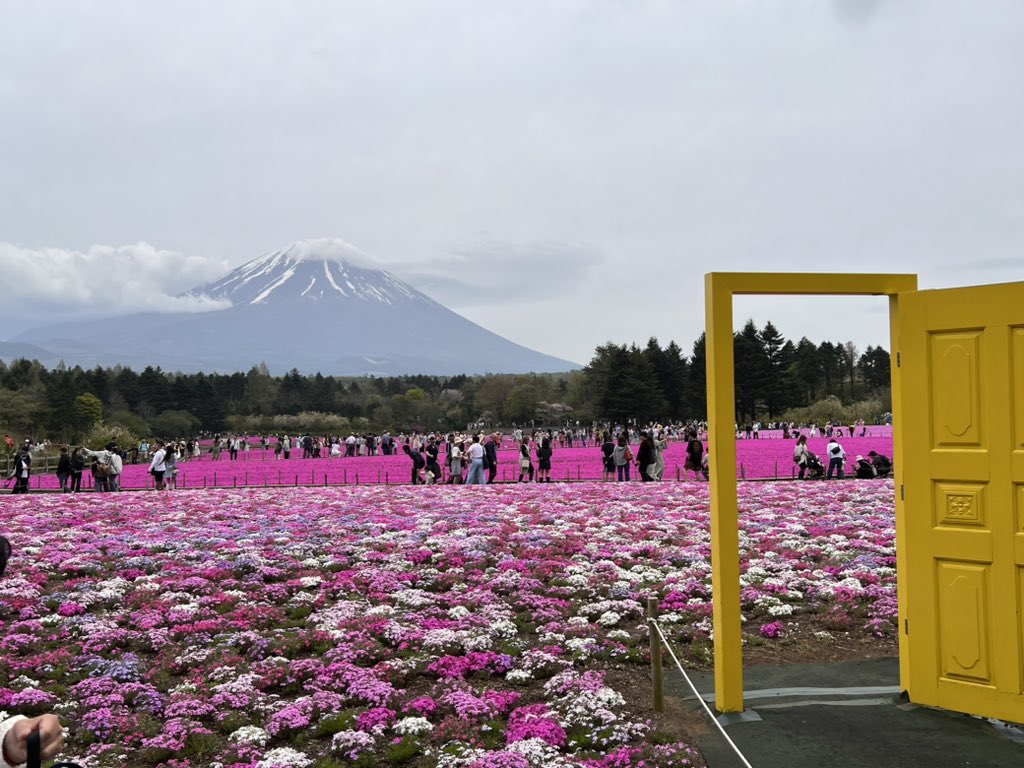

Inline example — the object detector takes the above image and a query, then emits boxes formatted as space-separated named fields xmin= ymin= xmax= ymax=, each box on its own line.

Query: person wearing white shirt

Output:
xmin=148 ymin=440 xmax=168 ymax=490
xmin=465 ymin=435 xmax=486 ymax=484
xmin=826 ymin=438 xmax=846 ymax=479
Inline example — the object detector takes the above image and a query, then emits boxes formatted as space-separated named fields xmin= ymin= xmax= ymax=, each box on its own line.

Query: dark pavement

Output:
xmin=665 ymin=657 xmax=1024 ymax=768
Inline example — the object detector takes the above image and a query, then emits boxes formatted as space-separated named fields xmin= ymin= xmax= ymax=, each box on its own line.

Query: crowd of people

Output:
xmin=2 ymin=437 xmax=187 ymax=494
xmin=388 ymin=426 xmax=712 ymax=486
xmin=792 ymin=433 xmax=892 ymax=480
xmin=4 ymin=416 xmax=895 ymax=493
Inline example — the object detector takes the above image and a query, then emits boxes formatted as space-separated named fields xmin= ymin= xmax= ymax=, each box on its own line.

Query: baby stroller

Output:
xmin=805 ymin=451 xmax=826 ymax=479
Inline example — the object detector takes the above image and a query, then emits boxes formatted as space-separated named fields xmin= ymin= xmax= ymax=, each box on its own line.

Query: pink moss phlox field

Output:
xmin=32 ymin=427 xmax=894 ymax=490
xmin=0 ymin=481 xmax=897 ymax=766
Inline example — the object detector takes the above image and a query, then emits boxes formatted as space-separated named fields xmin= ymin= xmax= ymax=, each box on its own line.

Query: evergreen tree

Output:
xmin=734 ymin=320 xmax=768 ymax=421
xmin=686 ymin=334 xmax=707 ymax=419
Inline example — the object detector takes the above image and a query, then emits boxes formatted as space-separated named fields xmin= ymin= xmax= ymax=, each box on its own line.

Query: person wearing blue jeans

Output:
xmin=826 ymin=438 xmax=846 ymax=479
xmin=465 ymin=435 xmax=486 ymax=485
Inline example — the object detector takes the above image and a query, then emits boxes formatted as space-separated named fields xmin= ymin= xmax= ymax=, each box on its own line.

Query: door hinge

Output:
xmin=896 ymin=352 xmax=901 ymax=368
xmin=900 ymin=485 xmax=905 ymax=501
xmin=904 ymin=618 xmax=909 ymax=635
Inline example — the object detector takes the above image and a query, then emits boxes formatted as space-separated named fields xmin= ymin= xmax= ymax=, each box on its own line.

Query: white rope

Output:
xmin=649 ymin=618 xmax=756 ymax=768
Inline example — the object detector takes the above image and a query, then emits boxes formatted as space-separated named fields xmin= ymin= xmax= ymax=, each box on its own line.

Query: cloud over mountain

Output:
xmin=0 ymin=242 xmax=231 ymax=328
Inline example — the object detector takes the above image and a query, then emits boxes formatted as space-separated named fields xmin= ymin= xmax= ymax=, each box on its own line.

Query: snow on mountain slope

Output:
xmin=190 ymin=238 xmax=436 ymax=308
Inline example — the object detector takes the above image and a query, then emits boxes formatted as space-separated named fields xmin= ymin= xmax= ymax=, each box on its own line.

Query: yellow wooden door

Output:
xmin=901 ymin=281 xmax=1024 ymax=723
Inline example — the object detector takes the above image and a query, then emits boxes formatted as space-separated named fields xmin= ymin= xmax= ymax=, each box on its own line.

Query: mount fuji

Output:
xmin=9 ymin=239 xmax=579 ymax=375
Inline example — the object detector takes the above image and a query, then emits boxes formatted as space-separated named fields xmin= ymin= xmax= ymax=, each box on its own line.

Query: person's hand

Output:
xmin=2 ymin=715 xmax=64 ymax=765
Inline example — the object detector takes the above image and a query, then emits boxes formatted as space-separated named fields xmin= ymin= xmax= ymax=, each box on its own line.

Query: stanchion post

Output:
xmin=647 ymin=597 xmax=664 ymax=713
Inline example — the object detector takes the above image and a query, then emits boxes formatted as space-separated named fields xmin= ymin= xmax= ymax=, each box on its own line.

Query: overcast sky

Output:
xmin=2 ymin=0 xmax=1022 ymax=366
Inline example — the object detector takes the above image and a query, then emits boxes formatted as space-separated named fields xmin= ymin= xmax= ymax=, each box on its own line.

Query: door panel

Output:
xmin=930 ymin=331 xmax=983 ymax=448
xmin=901 ymin=281 xmax=1024 ymax=723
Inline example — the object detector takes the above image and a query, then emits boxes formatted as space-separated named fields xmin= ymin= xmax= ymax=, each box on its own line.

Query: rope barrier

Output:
xmin=648 ymin=618 xmax=756 ymax=768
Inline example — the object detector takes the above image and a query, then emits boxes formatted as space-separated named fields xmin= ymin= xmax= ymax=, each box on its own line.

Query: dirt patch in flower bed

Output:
xmin=0 ymin=481 xmax=897 ymax=767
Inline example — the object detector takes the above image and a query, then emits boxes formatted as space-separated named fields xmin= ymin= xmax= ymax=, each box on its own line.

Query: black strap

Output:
xmin=26 ymin=731 xmax=40 ymax=768
xmin=26 ymin=729 xmax=83 ymax=768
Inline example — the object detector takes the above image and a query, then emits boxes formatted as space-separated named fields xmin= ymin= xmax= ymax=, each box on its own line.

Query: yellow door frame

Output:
xmin=704 ymin=272 xmax=918 ymax=712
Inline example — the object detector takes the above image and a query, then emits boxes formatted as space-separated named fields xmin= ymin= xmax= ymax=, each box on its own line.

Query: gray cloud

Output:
xmin=397 ymin=240 xmax=605 ymax=307
xmin=0 ymin=243 xmax=230 ymax=334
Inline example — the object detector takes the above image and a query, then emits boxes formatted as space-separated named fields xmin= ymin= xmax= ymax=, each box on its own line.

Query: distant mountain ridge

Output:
xmin=7 ymin=238 xmax=579 ymax=376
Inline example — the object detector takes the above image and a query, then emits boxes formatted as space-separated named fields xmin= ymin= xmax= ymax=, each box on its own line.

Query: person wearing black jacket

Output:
xmin=484 ymin=433 xmax=500 ymax=484
xmin=69 ymin=447 xmax=85 ymax=493
xmin=403 ymin=444 xmax=425 ymax=484
xmin=56 ymin=447 xmax=72 ymax=493
xmin=7 ymin=442 xmax=31 ymax=494
xmin=601 ymin=433 xmax=615 ymax=480
xmin=636 ymin=433 xmax=654 ymax=482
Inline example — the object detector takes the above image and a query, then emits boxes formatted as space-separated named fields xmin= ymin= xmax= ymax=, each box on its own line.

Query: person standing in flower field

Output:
xmin=612 ymin=434 xmax=631 ymax=482
xmin=448 ymin=438 xmax=463 ymax=483
xmin=536 ymin=435 xmax=553 ymax=482
xmin=484 ymin=433 xmax=500 ymax=484
xmin=601 ymin=432 xmax=615 ymax=480
xmin=636 ymin=432 xmax=654 ymax=482
xmin=465 ymin=434 xmax=486 ymax=484
xmin=793 ymin=434 xmax=810 ymax=479
xmin=684 ymin=431 xmax=703 ymax=480
xmin=6 ymin=441 xmax=32 ymax=494
xmin=518 ymin=441 xmax=534 ymax=482
xmin=650 ymin=430 xmax=667 ymax=481
xmin=148 ymin=440 xmax=168 ymax=490
xmin=55 ymin=446 xmax=71 ymax=493
xmin=164 ymin=445 xmax=179 ymax=489
xmin=826 ymin=437 xmax=846 ymax=479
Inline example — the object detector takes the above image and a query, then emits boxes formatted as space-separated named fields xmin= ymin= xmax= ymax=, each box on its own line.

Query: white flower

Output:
xmin=229 ymin=726 xmax=270 ymax=747
xmin=331 ymin=730 xmax=375 ymax=759
xmin=506 ymin=669 xmax=533 ymax=683
xmin=598 ymin=611 xmax=621 ymax=627
xmin=255 ymin=746 xmax=311 ymax=767
xmin=448 ymin=605 xmax=471 ymax=619
xmin=488 ymin=619 xmax=518 ymax=639
xmin=394 ymin=716 xmax=433 ymax=735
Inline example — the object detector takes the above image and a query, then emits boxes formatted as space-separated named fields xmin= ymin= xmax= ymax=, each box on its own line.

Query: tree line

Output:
xmin=0 ymin=319 xmax=890 ymax=444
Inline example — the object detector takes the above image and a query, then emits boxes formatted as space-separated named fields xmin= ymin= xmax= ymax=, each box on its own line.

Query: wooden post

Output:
xmin=647 ymin=597 xmax=664 ymax=713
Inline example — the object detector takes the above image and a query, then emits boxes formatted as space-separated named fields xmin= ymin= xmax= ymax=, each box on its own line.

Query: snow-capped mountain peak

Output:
xmin=14 ymin=237 xmax=581 ymax=375
xmin=189 ymin=239 xmax=435 ymax=308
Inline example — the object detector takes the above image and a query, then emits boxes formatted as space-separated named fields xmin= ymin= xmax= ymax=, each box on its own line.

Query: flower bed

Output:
xmin=0 ymin=481 xmax=897 ymax=767
xmin=26 ymin=429 xmax=894 ymax=490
